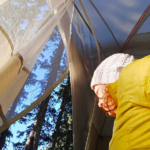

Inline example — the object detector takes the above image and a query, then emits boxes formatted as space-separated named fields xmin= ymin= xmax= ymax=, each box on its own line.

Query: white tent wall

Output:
xmin=0 ymin=0 xmax=73 ymax=128
xmin=0 ymin=27 xmax=13 ymax=69
xmin=5 ymin=30 xmax=67 ymax=121
xmin=0 ymin=0 xmax=7 ymax=6
xmin=2 ymin=38 xmax=49 ymax=121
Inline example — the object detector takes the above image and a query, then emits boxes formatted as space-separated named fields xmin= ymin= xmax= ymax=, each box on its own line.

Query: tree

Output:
xmin=9 ymin=26 xmax=67 ymax=150
xmin=0 ymin=128 xmax=13 ymax=150
xmin=48 ymin=75 xmax=72 ymax=150
xmin=1 ymin=27 xmax=66 ymax=149
xmin=13 ymin=74 xmax=73 ymax=150
xmin=24 ymin=33 xmax=65 ymax=150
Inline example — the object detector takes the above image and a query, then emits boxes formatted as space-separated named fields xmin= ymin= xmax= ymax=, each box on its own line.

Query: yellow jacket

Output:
xmin=107 ymin=55 xmax=150 ymax=150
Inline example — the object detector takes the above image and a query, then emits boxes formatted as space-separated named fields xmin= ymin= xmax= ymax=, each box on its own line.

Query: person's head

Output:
xmin=91 ymin=53 xmax=135 ymax=117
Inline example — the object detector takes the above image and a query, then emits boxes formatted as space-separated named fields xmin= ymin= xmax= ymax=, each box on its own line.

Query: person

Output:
xmin=90 ymin=53 xmax=150 ymax=149
xmin=91 ymin=53 xmax=135 ymax=117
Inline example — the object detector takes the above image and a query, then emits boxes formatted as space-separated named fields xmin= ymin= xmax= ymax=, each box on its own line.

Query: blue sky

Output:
xmin=4 ymin=27 xmax=68 ymax=150
xmin=1 ymin=1 xmax=69 ymax=149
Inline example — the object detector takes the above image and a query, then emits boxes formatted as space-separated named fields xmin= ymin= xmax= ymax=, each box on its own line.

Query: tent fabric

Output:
xmin=75 ymin=0 xmax=150 ymax=57
xmin=0 ymin=0 xmax=52 ymax=55
xmin=72 ymin=1 xmax=150 ymax=150
xmin=85 ymin=124 xmax=99 ymax=150
xmin=69 ymin=7 xmax=113 ymax=150
xmin=0 ymin=105 xmax=7 ymax=124
xmin=77 ymin=0 xmax=101 ymax=63
xmin=0 ymin=38 xmax=50 ymax=122
xmin=1 ymin=0 xmax=150 ymax=150
xmin=0 ymin=0 xmax=7 ymax=6
xmin=69 ymin=35 xmax=95 ymax=150
xmin=0 ymin=69 xmax=68 ymax=133
xmin=0 ymin=26 xmax=13 ymax=69
xmin=47 ymin=0 xmax=65 ymax=13
xmin=0 ymin=0 xmax=73 ymax=126
xmin=0 ymin=54 xmax=22 ymax=95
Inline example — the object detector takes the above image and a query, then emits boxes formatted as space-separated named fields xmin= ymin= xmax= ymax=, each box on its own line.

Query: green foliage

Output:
xmin=46 ymin=75 xmax=73 ymax=150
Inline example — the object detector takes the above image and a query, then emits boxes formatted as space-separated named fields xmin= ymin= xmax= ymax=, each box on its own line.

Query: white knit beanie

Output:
xmin=91 ymin=53 xmax=135 ymax=90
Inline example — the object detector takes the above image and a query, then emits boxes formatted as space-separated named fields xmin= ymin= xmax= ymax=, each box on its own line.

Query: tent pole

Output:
xmin=74 ymin=4 xmax=106 ymax=58
xmin=77 ymin=0 xmax=101 ymax=63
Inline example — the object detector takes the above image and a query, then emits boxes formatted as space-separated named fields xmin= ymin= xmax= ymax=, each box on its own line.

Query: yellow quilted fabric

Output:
xmin=107 ymin=55 xmax=150 ymax=150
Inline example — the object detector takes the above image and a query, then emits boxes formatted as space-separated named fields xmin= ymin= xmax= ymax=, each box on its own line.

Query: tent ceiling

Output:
xmin=76 ymin=0 xmax=150 ymax=57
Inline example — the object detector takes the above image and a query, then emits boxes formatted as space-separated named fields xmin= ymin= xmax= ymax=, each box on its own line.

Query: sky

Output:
xmin=3 ymin=27 xmax=68 ymax=150
xmin=0 ymin=1 xmax=69 ymax=149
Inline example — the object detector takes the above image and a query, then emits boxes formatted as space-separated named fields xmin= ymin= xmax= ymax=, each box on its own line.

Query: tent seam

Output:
xmin=0 ymin=26 xmax=14 ymax=55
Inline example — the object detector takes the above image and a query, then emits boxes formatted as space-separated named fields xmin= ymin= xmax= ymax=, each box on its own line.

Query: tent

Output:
xmin=0 ymin=0 xmax=150 ymax=150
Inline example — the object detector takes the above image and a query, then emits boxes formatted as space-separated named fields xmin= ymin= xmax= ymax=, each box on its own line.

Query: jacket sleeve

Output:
xmin=107 ymin=81 xmax=118 ymax=106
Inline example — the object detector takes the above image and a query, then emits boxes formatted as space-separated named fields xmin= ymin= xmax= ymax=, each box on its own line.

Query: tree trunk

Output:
xmin=48 ymin=77 xmax=70 ymax=150
xmin=48 ymin=97 xmax=65 ymax=150
xmin=0 ymin=128 xmax=9 ymax=150
xmin=24 ymin=96 xmax=50 ymax=150
xmin=24 ymin=38 xmax=64 ymax=150
xmin=64 ymin=121 xmax=72 ymax=150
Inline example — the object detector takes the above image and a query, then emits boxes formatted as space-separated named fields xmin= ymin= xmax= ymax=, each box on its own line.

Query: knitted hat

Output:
xmin=91 ymin=53 xmax=135 ymax=90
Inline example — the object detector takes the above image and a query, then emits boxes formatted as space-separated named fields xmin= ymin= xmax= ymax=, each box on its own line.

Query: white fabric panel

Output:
xmin=47 ymin=0 xmax=65 ymax=13
xmin=0 ymin=29 xmax=12 ymax=69
xmin=72 ymin=9 xmax=102 ymax=74
xmin=0 ymin=0 xmax=7 ymax=6
xmin=0 ymin=0 xmax=52 ymax=54
xmin=0 ymin=70 xmax=28 ymax=117
xmin=18 ymin=0 xmax=72 ymax=67
xmin=25 ymin=33 xmax=51 ymax=71
xmin=0 ymin=0 xmax=72 ymax=122
xmin=0 ymin=36 xmax=50 ymax=122
xmin=5 ymin=26 xmax=69 ymax=121
xmin=57 ymin=2 xmax=74 ymax=56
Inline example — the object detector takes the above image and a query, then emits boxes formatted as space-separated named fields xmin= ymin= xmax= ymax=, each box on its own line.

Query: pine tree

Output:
xmin=1 ymin=27 xmax=66 ymax=149
xmin=10 ymin=27 xmax=67 ymax=150
xmin=47 ymin=75 xmax=73 ymax=150
xmin=0 ymin=128 xmax=13 ymax=150
xmin=24 ymin=33 xmax=65 ymax=150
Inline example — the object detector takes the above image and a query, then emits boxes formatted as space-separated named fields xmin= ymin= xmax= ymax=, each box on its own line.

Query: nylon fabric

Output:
xmin=0 ymin=0 xmax=7 ymax=6
xmin=57 ymin=2 xmax=74 ymax=57
xmin=0 ymin=54 xmax=22 ymax=95
xmin=0 ymin=27 xmax=12 ymax=69
xmin=77 ymin=0 xmax=101 ymax=63
xmin=74 ymin=1 xmax=150 ymax=149
xmin=0 ymin=36 xmax=49 ymax=121
xmin=19 ymin=0 xmax=72 ymax=66
xmin=47 ymin=0 xmax=65 ymax=13
xmin=0 ymin=0 xmax=73 ymax=122
xmin=0 ymin=0 xmax=52 ymax=54
xmin=69 ymin=32 xmax=96 ymax=150
xmin=5 ymin=27 xmax=69 ymax=121
xmin=0 ymin=69 xmax=68 ymax=133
